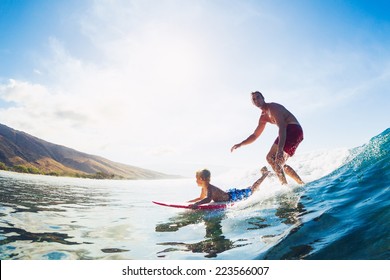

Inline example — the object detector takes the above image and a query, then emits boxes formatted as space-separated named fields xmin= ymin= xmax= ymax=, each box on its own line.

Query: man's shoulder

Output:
xmin=269 ymin=102 xmax=288 ymax=113
xmin=269 ymin=102 xmax=283 ymax=108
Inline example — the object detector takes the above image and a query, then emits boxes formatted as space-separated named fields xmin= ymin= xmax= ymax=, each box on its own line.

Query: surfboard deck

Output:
xmin=152 ymin=200 xmax=234 ymax=210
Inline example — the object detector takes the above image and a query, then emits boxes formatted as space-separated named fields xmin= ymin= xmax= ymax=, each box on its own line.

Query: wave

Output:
xmin=1 ymin=129 xmax=388 ymax=260
xmin=259 ymin=128 xmax=390 ymax=259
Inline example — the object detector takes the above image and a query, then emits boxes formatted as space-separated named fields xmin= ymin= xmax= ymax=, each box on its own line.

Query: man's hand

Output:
xmin=275 ymin=150 xmax=284 ymax=165
xmin=188 ymin=204 xmax=199 ymax=209
xmin=231 ymin=143 xmax=241 ymax=152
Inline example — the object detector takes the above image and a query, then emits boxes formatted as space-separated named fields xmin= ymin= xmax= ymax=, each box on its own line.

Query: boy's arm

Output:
xmin=192 ymin=196 xmax=212 ymax=206
xmin=187 ymin=186 xmax=207 ymax=203
xmin=189 ymin=188 xmax=212 ymax=208
xmin=189 ymin=197 xmax=212 ymax=209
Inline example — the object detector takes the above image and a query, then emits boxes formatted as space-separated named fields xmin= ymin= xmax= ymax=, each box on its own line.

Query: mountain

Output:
xmin=0 ymin=123 xmax=175 ymax=179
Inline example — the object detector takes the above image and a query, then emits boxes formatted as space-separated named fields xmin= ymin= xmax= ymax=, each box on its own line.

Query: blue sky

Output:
xmin=0 ymin=0 xmax=389 ymax=176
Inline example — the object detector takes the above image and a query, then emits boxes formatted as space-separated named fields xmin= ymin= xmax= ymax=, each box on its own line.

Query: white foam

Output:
xmin=289 ymin=148 xmax=350 ymax=182
xmin=216 ymin=148 xmax=350 ymax=188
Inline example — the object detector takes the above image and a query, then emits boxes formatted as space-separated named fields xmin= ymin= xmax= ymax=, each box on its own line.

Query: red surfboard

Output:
xmin=152 ymin=200 xmax=234 ymax=210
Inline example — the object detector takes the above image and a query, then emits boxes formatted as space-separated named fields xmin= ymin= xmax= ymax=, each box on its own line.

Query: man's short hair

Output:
xmin=251 ymin=91 xmax=264 ymax=105
xmin=251 ymin=91 xmax=264 ymax=99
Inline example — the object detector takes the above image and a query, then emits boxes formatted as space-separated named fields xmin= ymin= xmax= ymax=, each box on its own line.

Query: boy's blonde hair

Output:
xmin=196 ymin=169 xmax=211 ymax=181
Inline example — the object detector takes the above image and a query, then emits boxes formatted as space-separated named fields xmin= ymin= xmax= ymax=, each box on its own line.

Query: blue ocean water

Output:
xmin=0 ymin=128 xmax=389 ymax=260
xmin=261 ymin=128 xmax=390 ymax=259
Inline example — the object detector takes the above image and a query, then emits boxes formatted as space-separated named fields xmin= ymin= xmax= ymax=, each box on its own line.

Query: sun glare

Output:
xmin=150 ymin=38 xmax=204 ymax=89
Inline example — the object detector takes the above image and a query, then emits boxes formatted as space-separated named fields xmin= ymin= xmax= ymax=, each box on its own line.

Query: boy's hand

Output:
xmin=189 ymin=204 xmax=199 ymax=209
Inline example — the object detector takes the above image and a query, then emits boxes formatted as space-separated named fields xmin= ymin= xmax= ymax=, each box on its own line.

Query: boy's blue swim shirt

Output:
xmin=227 ymin=187 xmax=252 ymax=202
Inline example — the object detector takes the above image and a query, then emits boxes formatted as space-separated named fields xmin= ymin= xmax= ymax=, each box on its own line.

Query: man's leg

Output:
xmin=266 ymin=144 xmax=288 ymax=185
xmin=283 ymin=164 xmax=304 ymax=184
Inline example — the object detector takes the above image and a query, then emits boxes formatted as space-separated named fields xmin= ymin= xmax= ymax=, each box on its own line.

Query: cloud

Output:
xmin=1 ymin=0 xmax=389 ymax=174
xmin=147 ymin=146 xmax=177 ymax=157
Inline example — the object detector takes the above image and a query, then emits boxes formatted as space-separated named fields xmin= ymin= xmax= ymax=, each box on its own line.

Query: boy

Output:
xmin=188 ymin=167 xmax=270 ymax=209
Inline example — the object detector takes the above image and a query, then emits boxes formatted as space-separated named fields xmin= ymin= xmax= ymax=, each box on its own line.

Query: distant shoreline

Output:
xmin=0 ymin=164 xmax=182 ymax=180
xmin=0 ymin=163 xmax=125 ymax=180
xmin=0 ymin=123 xmax=178 ymax=180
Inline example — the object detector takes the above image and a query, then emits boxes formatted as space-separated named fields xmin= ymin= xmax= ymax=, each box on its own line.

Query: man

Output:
xmin=231 ymin=91 xmax=304 ymax=185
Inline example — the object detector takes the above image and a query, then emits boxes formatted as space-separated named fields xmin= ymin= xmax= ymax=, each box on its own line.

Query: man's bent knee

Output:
xmin=266 ymin=154 xmax=274 ymax=165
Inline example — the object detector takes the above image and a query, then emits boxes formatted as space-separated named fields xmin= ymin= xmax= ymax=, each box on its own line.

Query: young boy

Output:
xmin=188 ymin=167 xmax=270 ymax=209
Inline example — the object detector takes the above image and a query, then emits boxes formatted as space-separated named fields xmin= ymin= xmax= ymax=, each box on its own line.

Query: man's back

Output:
xmin=266 ymin=102 xmax=300 ymax=126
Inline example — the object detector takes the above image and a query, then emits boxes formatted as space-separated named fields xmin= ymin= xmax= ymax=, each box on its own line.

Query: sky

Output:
xmin=0 ymin=0 xmax=389 ymax=177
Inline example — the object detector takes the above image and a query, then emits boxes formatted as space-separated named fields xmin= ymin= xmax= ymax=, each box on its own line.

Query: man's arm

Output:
xmin=231 ymin=118 xmax=266 ymax=152
xmin=271 ymin=106 xmax=288 ymax=163
xmin=276 ymin=124 xmax=287 ymax=156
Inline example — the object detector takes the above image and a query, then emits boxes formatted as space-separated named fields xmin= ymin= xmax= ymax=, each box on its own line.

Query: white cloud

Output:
xmin=1 ymin=0 xmax=389 ymax=175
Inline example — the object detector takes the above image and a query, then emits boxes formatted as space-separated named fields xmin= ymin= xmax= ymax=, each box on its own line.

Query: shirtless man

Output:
xmin=231 ymin=91 xmax=304 ymax=185
xmin=188 ymin=168 xmax=269 ymax=209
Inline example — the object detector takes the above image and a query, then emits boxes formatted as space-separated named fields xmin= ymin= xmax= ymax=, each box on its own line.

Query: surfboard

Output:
xmin=152 ymin=200 xmax=234 ymax=210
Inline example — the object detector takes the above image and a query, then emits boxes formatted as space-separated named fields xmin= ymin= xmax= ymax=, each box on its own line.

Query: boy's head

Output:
xmin=196 ymin=169 xmax=211 ymax=183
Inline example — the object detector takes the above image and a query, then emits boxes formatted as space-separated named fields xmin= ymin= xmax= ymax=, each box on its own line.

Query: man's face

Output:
xmin=252 ymin=93 xmax=264 ymax=108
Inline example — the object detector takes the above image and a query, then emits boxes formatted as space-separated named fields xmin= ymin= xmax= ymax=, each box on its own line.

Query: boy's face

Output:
xmin=196 ymin=175 xmax=206 ymax=186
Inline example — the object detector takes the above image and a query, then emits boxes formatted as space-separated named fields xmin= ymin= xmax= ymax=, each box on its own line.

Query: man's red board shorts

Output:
xmin=274 ymin=124 xmax=304 ymax=157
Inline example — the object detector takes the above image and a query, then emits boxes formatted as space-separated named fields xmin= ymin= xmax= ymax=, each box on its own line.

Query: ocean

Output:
xmin=0 ymin=128 xmax=389 ymax=260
